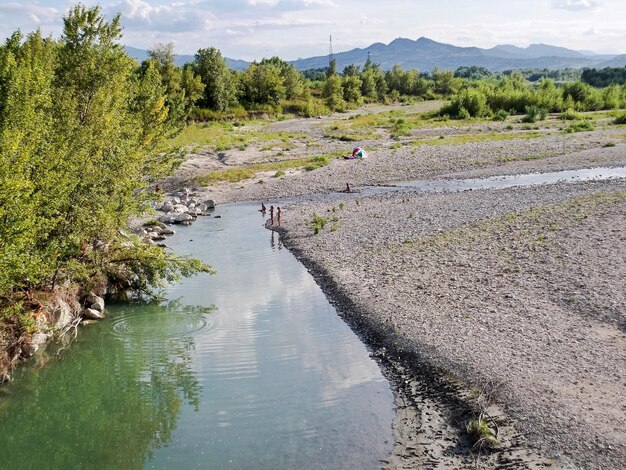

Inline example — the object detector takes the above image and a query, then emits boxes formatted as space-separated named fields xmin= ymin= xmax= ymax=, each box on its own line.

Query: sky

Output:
xmin=1 ymin=0 xmax=625 ymax=60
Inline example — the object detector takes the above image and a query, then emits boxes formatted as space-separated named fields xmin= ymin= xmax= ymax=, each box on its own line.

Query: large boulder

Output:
xmin=174 ymin=212 xmax=193 ymax=223
xmin=22 ymin=332 xmax=50 ymax=357
xmin=205 ymin=199 xmax=216 ymax=209
xmin=52 ymin=299 xmax=77 ymax=330
xmin=81 ymin=308 xmax=105 ymax=320
xmin=86 ymin=293 xmax=105 ymax=312
xmin=159 ymin=213 xmax=176 ymax=224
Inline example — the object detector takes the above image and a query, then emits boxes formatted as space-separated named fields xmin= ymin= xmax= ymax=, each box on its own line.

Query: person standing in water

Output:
xmin=277 ymin=207 xmax=281 ymax=225
xmin=269 ymin=205 xmax=274 ymax=225
xmin=260 ymin=203 xmax=266 ymax=214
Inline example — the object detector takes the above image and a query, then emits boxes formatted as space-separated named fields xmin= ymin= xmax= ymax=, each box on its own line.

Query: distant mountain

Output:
xmin=597 ymin=54 xmax=626 ymax=68
xmin=124 ymin=38 xmax=625 ymax=75
xmin=289 ymin=37 xmax=621 ymax=72
xmin=123 ymin=46 xmax=250 ymax=71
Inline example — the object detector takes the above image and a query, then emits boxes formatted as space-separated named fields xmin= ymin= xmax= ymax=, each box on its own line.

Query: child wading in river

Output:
xmin=269 ymin=205 xmax=274 ymax=225
xmin=277 ymin=207 xmax=281 ymax=225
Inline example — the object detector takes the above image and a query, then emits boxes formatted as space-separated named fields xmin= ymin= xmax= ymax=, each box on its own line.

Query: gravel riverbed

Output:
xmin=172 ymin=107 xmax=626 ymax=468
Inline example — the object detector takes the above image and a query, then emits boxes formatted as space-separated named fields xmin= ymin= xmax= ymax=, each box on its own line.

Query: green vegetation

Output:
xmin=0 ymin=5 xmax=211 ymax=360
xmin=410 ymin=131 xmax=543 ymax=147
xmin=310 ymin=214 xmax=328 ymax=235
xmin=563 ymin=121 xmax=596 ymax=133
xmin=440 ymin=73 xmax=626 ymax=119
xmin=194 ymin=152 xmax=341 ymax=185
xmin=581 ymin=66 xmax=626 ymax=87
xmin=614 ymin=112 xmax=626 ymax=124
xmin=466 ymin=417 xmax=498 ymax=449
xmin=522 ymin=105 xmax=548 ymax=123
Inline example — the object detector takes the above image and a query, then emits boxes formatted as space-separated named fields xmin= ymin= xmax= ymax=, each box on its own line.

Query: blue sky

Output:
xmin=1 ymin=1 xmax=625 ymax=60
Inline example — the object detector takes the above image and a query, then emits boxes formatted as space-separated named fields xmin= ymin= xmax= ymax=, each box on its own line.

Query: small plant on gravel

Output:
xmin=613 ymin=112 xmax=626 ymax=125
xmin=559 ymin=108 xmax=582 ymax=120
xmin=563 ymin=121 xmax=595 ymax=133
xmin=466 ymin=417 xmax=498 ymax=449
xmin=310 ymin=214 xmax=328 ymax=234
xmin=602 ymin=142 xmax=616 ymax=147
xmin=273 ymin=170 xmax=285 ymax=178
xmin=338 ymin=203 xmax=345 ymax=210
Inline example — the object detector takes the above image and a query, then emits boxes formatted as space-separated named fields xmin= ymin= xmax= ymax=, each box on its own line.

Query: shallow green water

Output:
xmin=0 ymin=203 xmax=394 ymax=469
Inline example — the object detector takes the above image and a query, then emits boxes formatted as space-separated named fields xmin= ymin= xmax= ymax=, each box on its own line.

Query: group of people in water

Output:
xmin=260 ymin=203 xmax=281 ymax=225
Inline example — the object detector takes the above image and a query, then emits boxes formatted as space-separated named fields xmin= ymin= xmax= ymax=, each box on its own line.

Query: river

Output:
xmin=0 ymin=203 xmax=394 ymax=469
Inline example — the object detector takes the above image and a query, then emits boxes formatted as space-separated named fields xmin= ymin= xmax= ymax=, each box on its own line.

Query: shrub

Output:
xmin=493 ymin=109 xmax=509 ymax=121
xmin=563 ymin=121 xmax=596 ymax=133
xmin=522 ymin=105 xmax=548 ymax=123
xmin=559 ymin=108 xmax=582 ymax=120
xmin=614 ymin=112 xmax=626 ymax=125
xmin=310 ymin=214 xmax=328 ymax=234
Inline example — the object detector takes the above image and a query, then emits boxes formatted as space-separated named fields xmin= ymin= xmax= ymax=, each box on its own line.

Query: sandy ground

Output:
xmin=167 ymin=104 xmax=626 ymax=468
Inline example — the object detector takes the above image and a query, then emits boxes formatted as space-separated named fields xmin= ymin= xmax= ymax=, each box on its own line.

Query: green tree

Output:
xmin=322 ymin=74 xmax=344 ymax=111
xmin=194 ymin=47 xmax=237 ymax=111
xmin=342 ymin=74 xmax=363 ymax=104
xmin=240 ymin=61 xmax=286 ymax=106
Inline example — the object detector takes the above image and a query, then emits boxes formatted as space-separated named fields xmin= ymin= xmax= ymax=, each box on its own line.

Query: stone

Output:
xmin=196 ymin=203 xmax=208 ymax=214
xmin=87 ymin=293 xmax=105 ymax=312
xmin=173 ymin=204 xmax=188 ymax=213
xmin=53 ymin=299 xmax=75 ymax=330
xmin=161 ymin=227 xmax=175 ymax=235
xmin=81 ymin=308 xmax=105 ymax=320
xmin=160 ymin=201 xmax=174 ymax=212
xmin=205 ymin=199 xmax=216 ymax=209
xmin=159 ymin=214 xmax=175 ymax=224
xmin=22 ymin=332 xmax=50 ymax=357
xmin=174 ymin=212 xmax=193 ymax=223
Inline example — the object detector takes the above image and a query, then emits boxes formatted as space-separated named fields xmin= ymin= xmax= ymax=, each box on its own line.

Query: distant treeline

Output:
xmin=581 ymin=67 xmax=626 ymax=87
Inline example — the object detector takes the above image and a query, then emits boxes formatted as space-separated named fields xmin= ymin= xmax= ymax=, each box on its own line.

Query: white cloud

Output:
xmin=552 ymin=0 xmax=601 ymax=11
xmin=108 ymin=0 xmax=213 ymax=32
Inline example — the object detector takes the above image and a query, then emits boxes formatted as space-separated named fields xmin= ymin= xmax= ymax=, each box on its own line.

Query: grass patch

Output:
xmin=410 ymin=131 xmax=543 ymax=147
xmin=563 ymin=121 xmax=596 ymax=133
xmin=194 ymin=152 xmax=343 ymax=185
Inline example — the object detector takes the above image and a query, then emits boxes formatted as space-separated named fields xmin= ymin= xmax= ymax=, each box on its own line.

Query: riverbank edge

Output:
xmin=270 ymin=222 xmax=554 ymax=468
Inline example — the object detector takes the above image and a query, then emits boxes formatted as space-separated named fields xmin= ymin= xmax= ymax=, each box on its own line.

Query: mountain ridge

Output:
xmin=124 ymin=38 xmax=626 ymax=73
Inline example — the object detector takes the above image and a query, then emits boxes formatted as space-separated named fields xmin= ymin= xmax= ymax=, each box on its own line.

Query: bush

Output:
xmin=493 ymin=109 xmax=509 ymax=121
xmin=559 ymin=108 xmax=582 ymax=120
xmin=614 ymin=112 xmax=626 ymax=125
xmin=310 ymin=214 xmax=328 ymax=234
xmin=563 ymin=121 xmax=596 ymax=133
xmin=522 ymin=105 xmax=548 ymax=123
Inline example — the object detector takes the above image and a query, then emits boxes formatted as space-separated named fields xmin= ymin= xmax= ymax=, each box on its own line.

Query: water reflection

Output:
xmin=0 ymin=204 xmax=394 ymax=469
xmin=0 ymin=301 xmax=208 ymax=469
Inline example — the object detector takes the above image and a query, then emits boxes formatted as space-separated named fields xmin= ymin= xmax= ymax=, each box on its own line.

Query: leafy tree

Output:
xmin=240 ymin=61 xmax=286 ymax=106
xmin=342 ymin=74 xmax=363 ymax=104
xmin=322 ymin=74 xmax=344 ymax=111
xmin=0 ymin=5 xmax=210 ymax=301
xmin=194 ymin=47 xmax=237 ymax=111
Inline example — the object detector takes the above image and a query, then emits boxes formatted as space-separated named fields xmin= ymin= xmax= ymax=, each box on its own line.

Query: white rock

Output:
xmin=81 ymin=308 xmax=105 ymax=320
xmin=174 ymin=212 xmax=193 ymax=223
